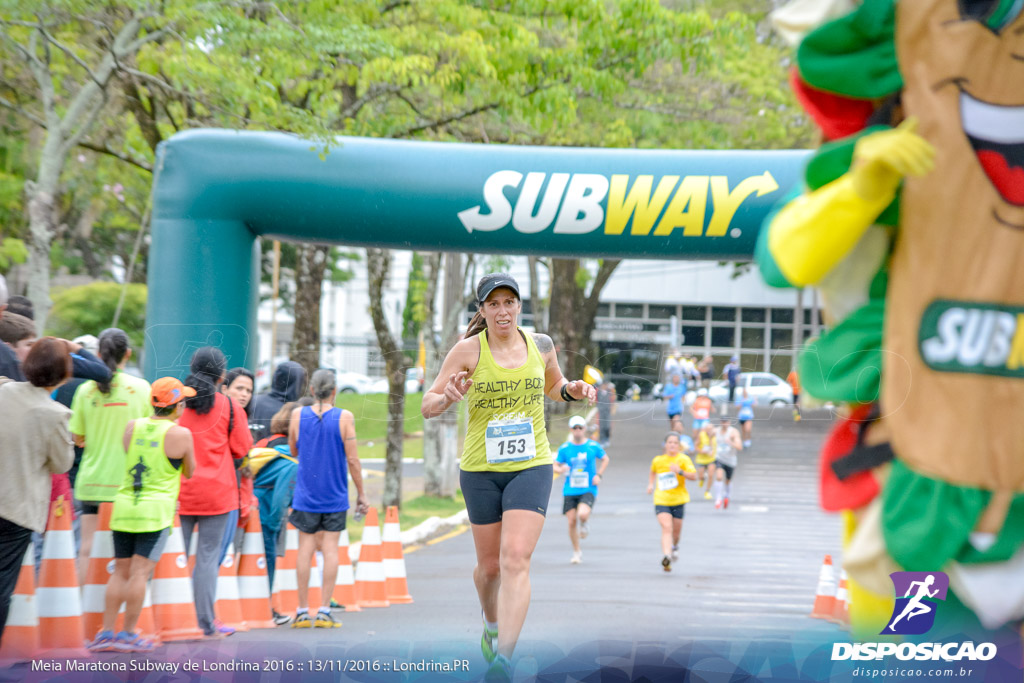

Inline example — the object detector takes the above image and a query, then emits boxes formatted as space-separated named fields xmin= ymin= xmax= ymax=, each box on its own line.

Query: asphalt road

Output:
xmin=208 ymin=402 xmax=846 ymax=672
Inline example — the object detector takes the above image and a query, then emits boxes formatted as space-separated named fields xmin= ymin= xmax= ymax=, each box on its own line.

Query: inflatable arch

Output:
xmin=145 ymin=129 xmax=810 ymax=378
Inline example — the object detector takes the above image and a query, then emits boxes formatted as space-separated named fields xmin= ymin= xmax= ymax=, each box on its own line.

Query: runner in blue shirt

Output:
xmin=661 ymin=374 xmax=686 ymax=425
xmin=735 ymin=388 xmax=756 ymax=448
xmin=555 ymin=416 xmax=609 ymax=565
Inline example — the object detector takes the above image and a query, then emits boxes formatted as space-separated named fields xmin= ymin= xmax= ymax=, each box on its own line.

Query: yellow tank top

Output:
xmin=461 ymin=328 xmax=552 ymax=472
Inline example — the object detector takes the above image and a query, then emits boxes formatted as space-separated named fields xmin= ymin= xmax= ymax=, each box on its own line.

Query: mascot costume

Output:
xmin=758 ymin=0 xmax=1024 ymax=642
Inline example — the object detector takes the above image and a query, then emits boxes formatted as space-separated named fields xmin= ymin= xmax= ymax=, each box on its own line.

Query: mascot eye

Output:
xmin=959 ymin=0 xmax=1024 ymax=30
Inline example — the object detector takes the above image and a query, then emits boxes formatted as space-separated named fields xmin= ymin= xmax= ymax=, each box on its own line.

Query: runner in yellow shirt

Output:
xmin=647 ymin=432 xmax=697 ymax=572
xmin=694 ymin=423 xmax=717 ymax=499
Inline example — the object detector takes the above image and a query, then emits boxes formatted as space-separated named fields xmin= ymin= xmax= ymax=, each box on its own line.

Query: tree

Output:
xmin=366 ymin=247 xmax=408 ymax=509
xmin=401 ymin=252 xmax=427 ymax=343
xmin=547 ymin=259 xmax=621 ymax=384
xmin=0 ymin=4 xmax=170 ymax=327
xmin=46 ymin=281 xmax=147 ymax=350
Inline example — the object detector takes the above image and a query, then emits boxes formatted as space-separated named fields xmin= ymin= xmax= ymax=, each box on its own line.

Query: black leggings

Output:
xmin=0 ymin=517 xmax=33 ymax=644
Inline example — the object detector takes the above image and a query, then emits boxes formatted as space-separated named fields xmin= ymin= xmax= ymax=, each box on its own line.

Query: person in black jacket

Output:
xmin=0 ymin=275 xmax=23 ymax=382
xmin=248 ymin=361 xmax=307 ymax=442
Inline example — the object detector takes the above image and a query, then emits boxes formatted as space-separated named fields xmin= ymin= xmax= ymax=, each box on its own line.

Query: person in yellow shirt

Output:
xmin=647 ymin=432 xmax=697 ymax=572
xmin=694 ymin=423 xmax=717 ymax=499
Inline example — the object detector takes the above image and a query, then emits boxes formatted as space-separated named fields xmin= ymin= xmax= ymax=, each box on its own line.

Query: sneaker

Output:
xmin=86 ymin=629 xmax=116 ymax=652
xmin=723 ymin=497 xmax=729 ymax=509
xmin=704 ymin=490 xmax=712 ymax=500
xmin=661 ymin=555 xmax=672 ymax=572
xmin=579 ymin=520 xmax=589 ymax=539
xmin=291 ymin=612 xmax=312 ymax=629
xmin=743 ymin=440 xmax=751 ymax=448
xmin=570 ymin=551 xmax=582 ymax=564
xmin=480 ymin=622 xmax=498 ymax=663
xmin=329 ymin=599 xmax=342 ymax=609
xmin=484 ymin=654 xmax=512 ymax=683
xmin=671 ymin=545 xmax=679 ymax=561
xmin=272 ymin=609 xmax=292 ymax=626
xmin=314 ymin=610 xmax=342 ymax=628
xmin=211 ymin=619 xmax=235 ymax=637
xmin=112 ymin=631 xmax=155 ymax=653
xmin=714 ymin=498 xmax=722 ymax=509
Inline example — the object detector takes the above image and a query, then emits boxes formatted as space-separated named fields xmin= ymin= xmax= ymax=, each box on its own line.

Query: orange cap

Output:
xmin=151 ymin=377 xmax=197 ymax=407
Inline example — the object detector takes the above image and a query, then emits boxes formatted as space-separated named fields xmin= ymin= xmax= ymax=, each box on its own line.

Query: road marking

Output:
xmin=738 ymin=505 xmax=769 ymax=512
xmin=426 ymin=525 xmax=468 ymax=546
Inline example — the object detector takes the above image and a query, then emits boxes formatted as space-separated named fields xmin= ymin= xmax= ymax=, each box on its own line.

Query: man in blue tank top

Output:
xmin=287 ymin=369 xmax=368 ymax=629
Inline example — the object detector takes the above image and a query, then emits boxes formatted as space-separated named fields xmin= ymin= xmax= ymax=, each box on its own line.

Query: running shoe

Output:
xmin=314 ymin=610 xmax=342 ymax=628
xmin=484 ymin=654 xmax=512 ymax=683
xmin=723 ymin=497 xmax=729 ymax=509
xmin=211 ymin=619 xmax=235 ymax=636
xmin=714 ymin=498 xmax=722 ymax=509
xmin=661 ymin=556 xmax=672 ymax=572
xmin=704 ymin=490 xmax=712 ymax=500
xmin=579 ymin=520 xmax=589 ymax=539
xmin=481 ymin=621 xmax=499 ymax=663
xmin=86 ymin=629 xmax=117 ymax=652
xmin=272 ymin=609 xmax=292 ymax=626
xmin=743 ymin=441 xmax=751 ymax=448
xmin=329 ymin=599 xmax=343 ymax=609
xmin=570 ymin=551 xmax=582 ymax=564
xmin=292 ymin=612 xmax=312 ymax=629
xmin=112 ymin=631 xmax=155 ymax=653
xmin=671 ymin=545 xmax=679 ymax=561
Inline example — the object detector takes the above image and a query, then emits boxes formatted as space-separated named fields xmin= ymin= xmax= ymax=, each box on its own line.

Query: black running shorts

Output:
xmin=460 ymin=464 xmax=553 ymax=525
xmin=654 ymin=504 xmax=685 ymax=519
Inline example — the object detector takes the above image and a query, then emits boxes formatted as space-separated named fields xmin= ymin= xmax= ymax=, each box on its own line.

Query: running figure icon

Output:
xmin=887 ymin=574 xmax=939 ymax=632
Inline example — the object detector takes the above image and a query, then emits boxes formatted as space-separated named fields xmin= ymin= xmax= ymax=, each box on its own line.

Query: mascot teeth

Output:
xmin=960 ymin=91 xmax=1024 ymax=144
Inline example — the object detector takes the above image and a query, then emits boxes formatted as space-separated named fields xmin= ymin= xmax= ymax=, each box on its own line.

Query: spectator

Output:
xmin=596 ymin=380 xmax=616 ymax=447
xmin=5 ymin=295 xmax=33 ymax=320
xmin=0 ymin=312 xmax=35 ymax=362
xmin=218 ymin=367 xmax=257 ymax=562
xmin=287 ymin=369 xmax=368 ymax=628
xmin=69 ymin=328 xmax=151 ymax=584
xmin=249 ymin=361 xmax=306 ymax=442
xmin=0 ymin=338 xmax=73 ymax=643
xmin=86 ymin=377 xmax=196 ymax=653
xmin=177 ymin=347 xmax=253 ymax=638
xmin=0 ymin=275 xmax=25 ymax=381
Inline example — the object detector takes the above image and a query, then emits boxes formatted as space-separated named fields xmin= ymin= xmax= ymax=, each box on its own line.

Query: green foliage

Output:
xmin=0 ymin=237 xmax=27 ymax=271
xmin=335 ymin=390 xmax=424 ymax=443
xmin=402 ymin=252 xmax=427 ymax=341
xmin=46 ymin=282 xmax=147 ymax=350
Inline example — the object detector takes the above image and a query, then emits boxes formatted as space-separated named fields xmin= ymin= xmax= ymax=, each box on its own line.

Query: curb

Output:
xmin=348 ymin=509 xmax=469 ymax=562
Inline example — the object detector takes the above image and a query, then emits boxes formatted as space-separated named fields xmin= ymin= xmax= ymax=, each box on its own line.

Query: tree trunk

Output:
xmin=290 ymin=244 xmax=329 ymax=380
xmin=527 ymin=256 xmax=548 ymax=334
xmin=25 ymin=143 xmax=63 ymax=330
xmin=367 ymin=248 xmax=407 ymax=509
xmin=546 ymin=258 xmax=620 ymax=383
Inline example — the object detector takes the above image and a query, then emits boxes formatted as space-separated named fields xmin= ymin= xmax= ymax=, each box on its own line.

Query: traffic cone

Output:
xmin=331 ymin=529 xmax=361 ymax=612
xmin=354 ymin=508 xmax=390 ymax=608
xmin=810 ymin=554 xmax=837 ymax=620
xmin=0 ymin=547 xmax=38 ymax=662
xmin=81 ymin=502 xmax=114 ymax=639
xmin=237 ymin=509 xmax=276 ymax=629
xmin=150 ymin=514 xmax=204 ymax=641
xmin=831 ymin=570 xmax=851 ymax=627
xmin=213 ymin=552 xmax=248 ymax=632
xmin=271 ymin=524 xmax=299 ymax=615
xmin=37 ymin=496 xmax=89 ymax=657
xmin=382 ymin=506 xmax=413 ymax=604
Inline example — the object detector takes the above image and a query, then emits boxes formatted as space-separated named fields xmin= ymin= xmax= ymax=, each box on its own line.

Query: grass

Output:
xmin=336 ymin=391 xmax=424 ymax=443
xmin=346 ymin=491 xmax=465 ymax=541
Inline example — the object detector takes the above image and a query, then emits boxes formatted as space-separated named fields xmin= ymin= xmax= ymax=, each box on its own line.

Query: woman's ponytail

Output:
xmin=465 ymin=308 xmax=487 ymax=338
xmin=184 ymin=346 xmax=227 ymax=415
xmin=96 ymin=328 xmax=129 ymax=394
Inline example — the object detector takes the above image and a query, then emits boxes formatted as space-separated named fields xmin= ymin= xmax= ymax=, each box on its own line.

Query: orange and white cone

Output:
xmin=0 ymin=547 xmax=39 ymax=662
xmin=831 ymin=570 xmax=851 ymax=627
xmin=237 ymin=509 xmax=276 ymax=629
xmin=354 ymin=508 xmax=390 ymax=608
xmin=810 ymin=554 xmax=837 ymax=620
xmin=37 ymin=496 xmax=89 ymax=657
xmin=150 ymin=514 xmax=204 ymax=641
xmin=81 ymin=502 xmax=114 ymax=639
xmin=331 ymin=529 xmax=361 ymax=612
xmin=271 ymin=524 xmax=299 ymax=616
xmin=214 ymin=552 xmax=248 ymax=631
xmin=382 ymin=506 xmax=413 ymax=604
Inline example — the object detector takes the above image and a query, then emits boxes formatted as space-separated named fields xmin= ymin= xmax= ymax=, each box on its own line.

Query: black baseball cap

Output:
xmin=476 ymin=273 xmax=520 ymax=302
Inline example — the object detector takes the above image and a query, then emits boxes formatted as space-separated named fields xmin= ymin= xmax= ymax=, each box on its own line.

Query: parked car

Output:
xmin=369 ymin=367 xmax=425 ymax=394
xmin=337 ymin=371 xmax=381 ymax=394
xmin=708 ymin=371 xmax=794 ymax=406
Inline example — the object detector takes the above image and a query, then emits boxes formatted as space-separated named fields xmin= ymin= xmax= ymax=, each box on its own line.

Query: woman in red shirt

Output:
xmin=177 ymin=347 xmax=253 ymax=637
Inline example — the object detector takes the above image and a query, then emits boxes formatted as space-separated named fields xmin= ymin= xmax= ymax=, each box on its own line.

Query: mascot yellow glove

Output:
xmin=768 ymin=118 xmax=935 ymax=287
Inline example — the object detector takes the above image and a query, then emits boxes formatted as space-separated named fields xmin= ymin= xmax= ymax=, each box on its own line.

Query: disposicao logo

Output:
xmin=883 ymin=571 xmax=948 ymax=635
xmin=831 ymin=571 xmax=998 ymax=662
